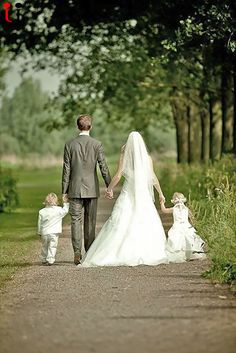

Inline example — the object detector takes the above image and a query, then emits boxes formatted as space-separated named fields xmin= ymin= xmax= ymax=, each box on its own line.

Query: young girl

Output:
xmin=37 ymin=193 xmax=69 ymax=265
xmin=160 ymin=192 xmax=206 ymax=263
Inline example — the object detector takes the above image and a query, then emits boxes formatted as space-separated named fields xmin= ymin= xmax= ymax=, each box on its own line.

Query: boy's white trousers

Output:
xmin=41 ymin=233 xmax=59 ymax=264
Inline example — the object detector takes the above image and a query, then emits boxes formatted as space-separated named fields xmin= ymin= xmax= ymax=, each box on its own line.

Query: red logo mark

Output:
xmin=3 ymin=2 xmax=12 ymax=23
xmin=1 ymin=2 xmax=23 ymax=24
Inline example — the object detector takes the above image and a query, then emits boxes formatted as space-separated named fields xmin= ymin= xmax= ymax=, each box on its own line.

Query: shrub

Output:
xmin=0 ymin=168 xmax=18 ymax=212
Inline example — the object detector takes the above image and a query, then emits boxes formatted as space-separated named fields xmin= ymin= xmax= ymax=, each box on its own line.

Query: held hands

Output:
xmin=62 ymin=194 xmax=69 ymax=203
xmin=159 ymin=194 xmax=166 ymax=204
xmin=105 ymin=188 xmax=113 ymax=200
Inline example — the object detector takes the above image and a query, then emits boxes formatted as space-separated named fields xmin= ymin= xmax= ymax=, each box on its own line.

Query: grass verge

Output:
xmin=0 ymin=167 xmax=68 ymax=287
xmin=157 ymin=155 xmax=236 ymax=285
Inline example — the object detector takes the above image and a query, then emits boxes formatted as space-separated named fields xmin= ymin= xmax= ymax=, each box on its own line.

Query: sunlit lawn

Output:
xmin=0 ymin=167 xmax=68 ymax=287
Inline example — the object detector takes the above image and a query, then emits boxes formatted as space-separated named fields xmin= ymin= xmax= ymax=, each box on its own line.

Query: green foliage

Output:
xmin=1 ymin=1 xmax=235 ymax=163
xmin=0 ymin=49 xmax=7 ymax=95
xmin=175 ymin=3 xmax=234 ymax=53
xmin=0 ymin=167 xmax=18 ymax=212
xmin=0 ymin=78 xmax=73 ymax=156
xmin=193 ymin=159 xmax=236 ymax=284
xmin=158 ymin=156 xmax=236 ymax=284
xmin=200 ymin=183 xmax=236 ymax=284
xmin=47 ymin=23 xmax=173 ymax=137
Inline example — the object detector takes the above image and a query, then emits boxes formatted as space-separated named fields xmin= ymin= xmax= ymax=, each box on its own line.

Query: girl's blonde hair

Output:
xmin=44 ymin=193 xmax=58 ymax=206
xmin=171 ymin=192 xmax=187 ymax=204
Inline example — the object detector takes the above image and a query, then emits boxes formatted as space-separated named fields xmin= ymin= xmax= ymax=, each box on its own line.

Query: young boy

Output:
xmin=38 ymin=193 xmax=69 ymax=265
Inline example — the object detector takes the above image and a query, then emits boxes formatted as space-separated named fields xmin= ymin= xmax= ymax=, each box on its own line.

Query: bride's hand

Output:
xmin=159 ymin=194 xmax=165 ymax=203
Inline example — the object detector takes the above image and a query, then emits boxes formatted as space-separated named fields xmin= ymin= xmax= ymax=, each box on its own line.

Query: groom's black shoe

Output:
xmin=74 ymin=255 xmax=81 ymax=265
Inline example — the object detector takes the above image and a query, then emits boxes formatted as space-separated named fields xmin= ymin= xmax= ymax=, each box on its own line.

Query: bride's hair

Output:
xmin=171 ymin=192 xmax=195 ymax=223
xmin=44 ymin=193 xmax=58 ymax=206
xmin=171 ymin=192 xmax=187 ymax=204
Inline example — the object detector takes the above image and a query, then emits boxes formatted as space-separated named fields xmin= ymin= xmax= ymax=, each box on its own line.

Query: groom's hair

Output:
xmin=77 ymin=115 xmax=92 ymax=131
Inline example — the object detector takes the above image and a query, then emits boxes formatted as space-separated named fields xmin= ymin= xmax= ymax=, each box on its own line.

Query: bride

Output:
xmin=81 ymin=131 xmax=168 ymax=267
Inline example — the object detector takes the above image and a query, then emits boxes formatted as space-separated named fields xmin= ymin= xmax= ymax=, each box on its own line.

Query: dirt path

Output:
xmin=0 ymin=188 xmax=235 ymax=353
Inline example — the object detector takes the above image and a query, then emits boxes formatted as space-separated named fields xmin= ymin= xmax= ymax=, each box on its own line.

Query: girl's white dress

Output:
xmin=166 ymin=203 xmax=205 ymax=263
xmin=81 ymin=180 xmax=169 ymax=267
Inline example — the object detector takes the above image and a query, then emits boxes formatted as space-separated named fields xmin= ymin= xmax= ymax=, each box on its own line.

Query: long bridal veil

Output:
xmin=122 ymin=131 xmax=155 ymax=204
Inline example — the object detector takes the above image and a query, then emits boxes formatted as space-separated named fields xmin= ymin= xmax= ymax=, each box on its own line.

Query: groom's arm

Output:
xmin=97 ymin=143 xmax=111 ymax=187
xmin=62 ymin=143 xmax=71 ymax=195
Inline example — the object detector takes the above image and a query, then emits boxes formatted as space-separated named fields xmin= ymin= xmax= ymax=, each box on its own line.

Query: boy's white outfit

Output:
xmin=38 ymin=203 xmax=69 ymax=264
xmin=166 ymin=202 xmax=206 ymax=263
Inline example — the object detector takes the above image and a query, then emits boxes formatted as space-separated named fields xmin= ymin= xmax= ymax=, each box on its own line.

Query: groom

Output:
xmin=62 ymin=115 xmax=112 ymax=265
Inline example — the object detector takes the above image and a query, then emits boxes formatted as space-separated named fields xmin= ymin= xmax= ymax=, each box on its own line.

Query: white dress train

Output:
xmin=81 ymin=179 xmax=168 ymax=267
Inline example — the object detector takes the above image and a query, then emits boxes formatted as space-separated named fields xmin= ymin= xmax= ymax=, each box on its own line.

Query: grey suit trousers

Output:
xmin=69 ymin=198 xmax=98 ymax=256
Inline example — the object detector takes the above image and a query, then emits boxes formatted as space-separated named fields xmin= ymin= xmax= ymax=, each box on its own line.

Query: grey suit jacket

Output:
xmin=62 ymin=135 xmax=111 ymax=198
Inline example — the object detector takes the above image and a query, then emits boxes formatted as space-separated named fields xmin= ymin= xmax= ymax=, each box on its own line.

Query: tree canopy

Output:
xmin=0 ymin=78 xmax=72 ymax=156
xmin=1 ymin=0 xmax=235 ymax=162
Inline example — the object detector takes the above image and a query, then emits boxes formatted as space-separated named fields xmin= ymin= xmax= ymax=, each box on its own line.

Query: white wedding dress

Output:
xmin=166 ymin=203 xmax=206 ymax=263
xmin=81 ymin=132 xmax=168 ymax=267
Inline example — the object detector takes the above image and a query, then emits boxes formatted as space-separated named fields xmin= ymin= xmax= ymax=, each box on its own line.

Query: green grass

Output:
xmin=0 ymin=167 xmax=67 ymax=287
xmin=157 ymin=155 xmax=236 ymax=284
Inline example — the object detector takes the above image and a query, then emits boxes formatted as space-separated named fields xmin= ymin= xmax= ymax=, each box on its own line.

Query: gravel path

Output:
xmin=0 ymin=189 xmax=235 ymax=353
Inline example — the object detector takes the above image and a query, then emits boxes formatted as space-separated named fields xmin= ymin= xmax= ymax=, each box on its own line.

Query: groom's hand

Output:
xmin=62 ymin=194 xmax=68 ymax=203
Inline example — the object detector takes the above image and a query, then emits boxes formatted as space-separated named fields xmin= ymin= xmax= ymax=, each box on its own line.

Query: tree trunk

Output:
xmin=233 ymin=60 xmax=236 ymax=155
xmin=199 ymin=63 xmax=210 ymax=163
xmin=200 ymin=109 xmax=210 ymax=163
xmin=221 ymin=64 xmax=233 ymax=153
xmin=187 ymin=104 xmax=191 ymax=163
xmin=170 ymin=93 xmax=188 ymax=163
xmin=188 ymin=103 xmax=202 ymax=163
xmin=209 ymin=96 xmax=222 ymax=161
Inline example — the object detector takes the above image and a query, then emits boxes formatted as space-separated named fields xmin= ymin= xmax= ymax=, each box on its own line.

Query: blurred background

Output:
xmin=0 ymin=1 xmax=235 ymax=285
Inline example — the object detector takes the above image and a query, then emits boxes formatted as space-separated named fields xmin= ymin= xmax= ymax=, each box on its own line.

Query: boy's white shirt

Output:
xmin=38 ymin=203 xmax=69 ymax=236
